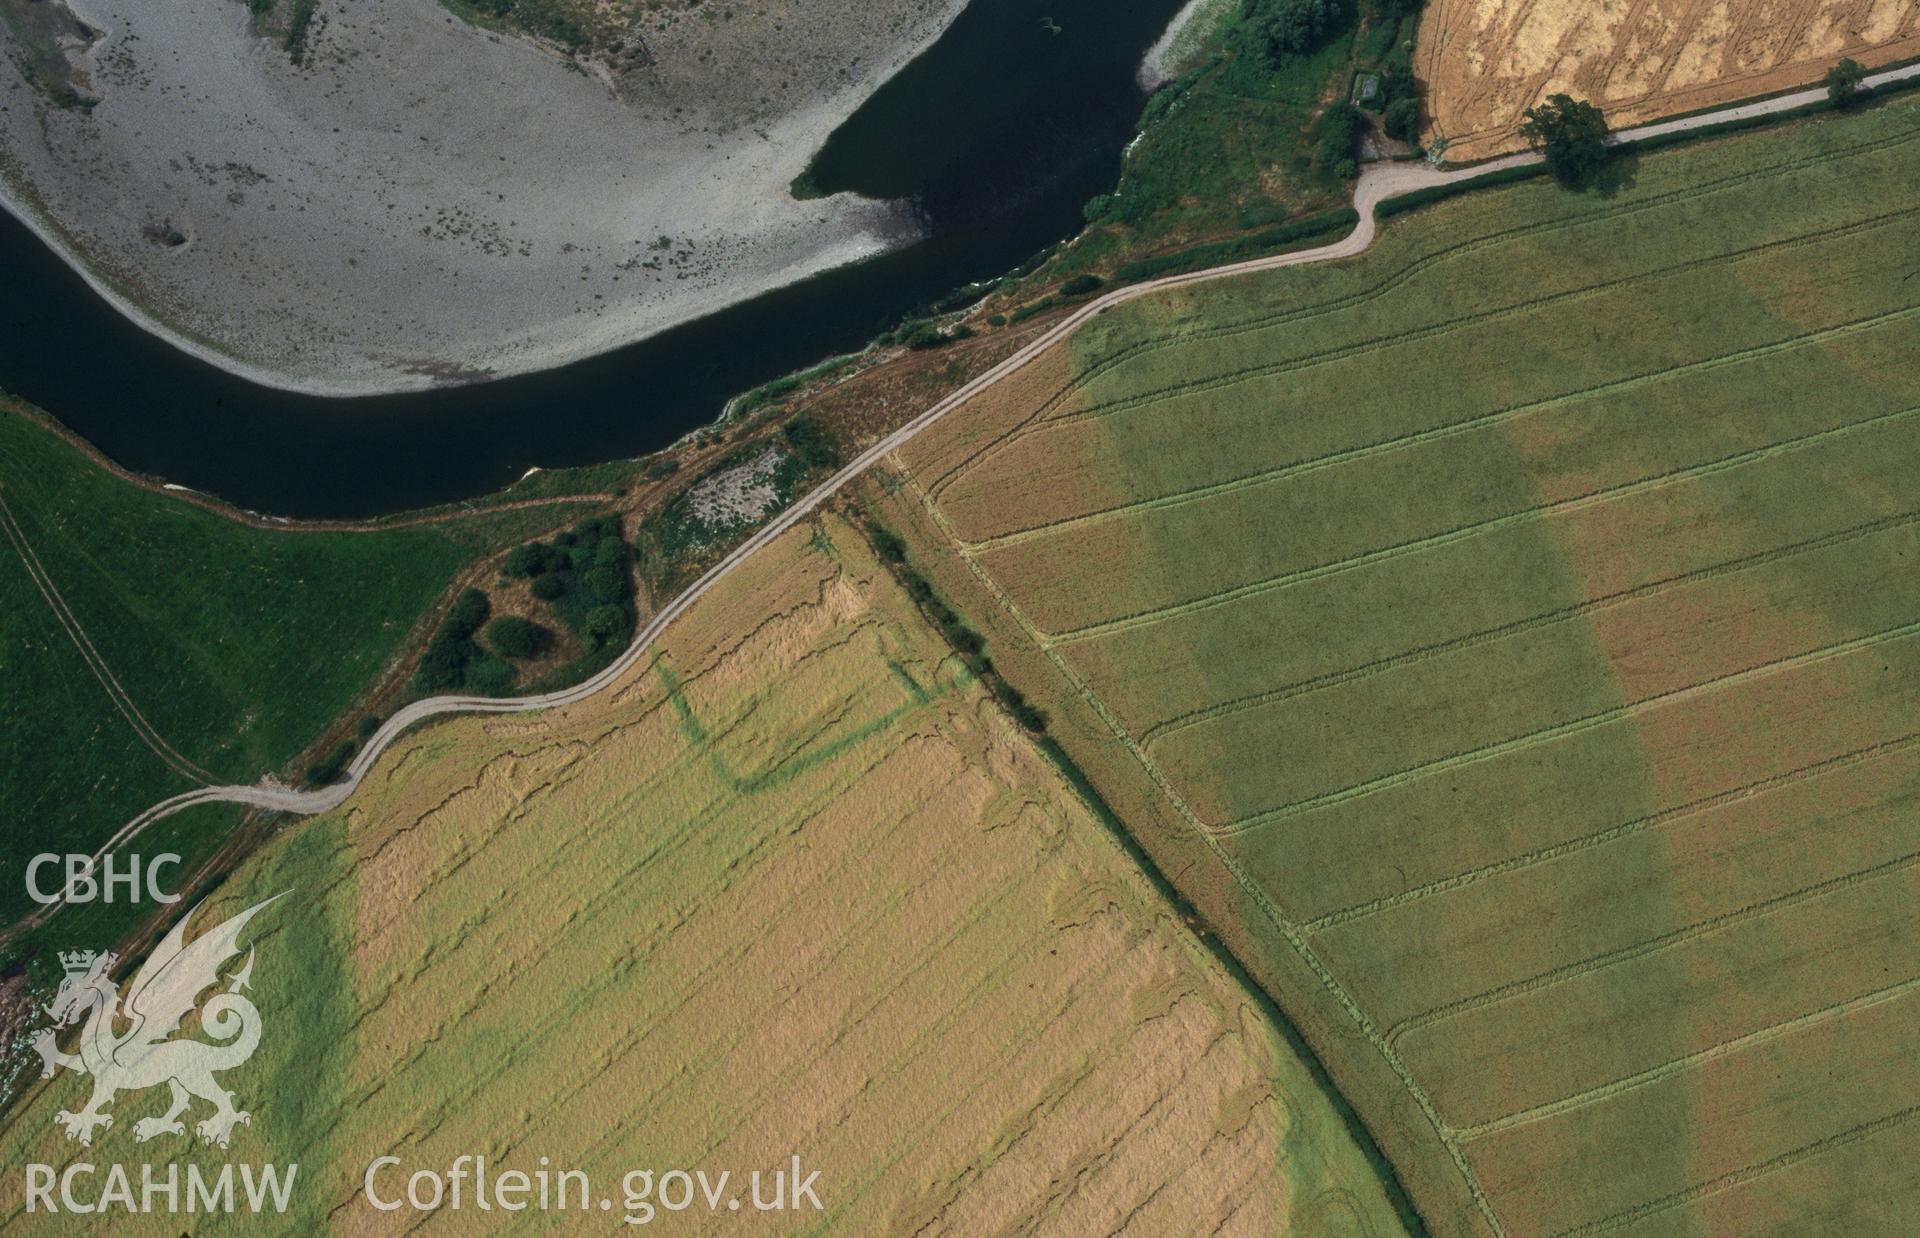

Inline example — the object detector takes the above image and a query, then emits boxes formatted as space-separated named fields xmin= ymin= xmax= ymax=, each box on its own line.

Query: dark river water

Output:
xmin=0 ymin=0 xmax=1185 ymax=519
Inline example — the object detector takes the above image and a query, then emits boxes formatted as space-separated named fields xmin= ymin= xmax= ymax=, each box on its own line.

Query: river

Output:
xmin=0 ymin=0 xmax=1186 ymax=519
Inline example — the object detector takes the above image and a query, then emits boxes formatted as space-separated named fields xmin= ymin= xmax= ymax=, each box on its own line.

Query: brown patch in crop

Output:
xmin=1419 ymin=0 xmax=1920 ymax=160
xmin=897 ymin=342 xmax=1084 ymax=511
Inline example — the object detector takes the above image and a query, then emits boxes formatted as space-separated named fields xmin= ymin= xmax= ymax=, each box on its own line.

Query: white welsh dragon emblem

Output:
xmin=32 ymin=894 xmax=281 ymax=1148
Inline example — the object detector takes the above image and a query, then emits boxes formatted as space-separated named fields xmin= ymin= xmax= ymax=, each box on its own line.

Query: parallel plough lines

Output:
xmin=924 ymin=127 xmax=1920 ymax=502
xmin=1138 ymin=508 xmax=1920 ymax=747
xmin=1046 ymin=397 xmax=1920 ymax=646
xmin=1030 ymin=205 xmax=1920 ymax=437
xmin=965 ymin=287 xmax=1920 ymax=557
xmin=898 ymin=468 xmax=1512 ymax=1235
xmin=1557 ymin=1102 xmax=1920 ymax=1237
xmin=1457 ymin=974 xmax=1920 ymax=1142
xmin=1301 ymin=729 xmax=1920 ymax=934
xmin=1385 ymin=848 xmax=1920 ymax=1048
xmin=1217 ymin=615 xmax=1920 ymax=835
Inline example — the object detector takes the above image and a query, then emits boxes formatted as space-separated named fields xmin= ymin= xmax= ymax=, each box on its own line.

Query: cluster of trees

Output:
xmin=1317 ymin=102 xmax=1366 ymax=178
xmin=1240 ymin=0 xmax=1348 ymax=66
xmin=414 ymin=587 xmax=518 ymax=696
xmin=505 ymin=517 xmax=637 ymax=653
xmin=413 ymin=517 xmax=638 ymax=697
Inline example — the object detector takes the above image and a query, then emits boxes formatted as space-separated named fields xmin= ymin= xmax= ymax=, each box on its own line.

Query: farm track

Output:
xmin=0 ymin=487 xmax=218 ymax=786
xmin=959 ymin=222 xmax=1920 ymax=558
xmin=38 ymin=68 xmax=1920 ymax=1238
xmin=924 ymin=122 xmax=1920 ymax=502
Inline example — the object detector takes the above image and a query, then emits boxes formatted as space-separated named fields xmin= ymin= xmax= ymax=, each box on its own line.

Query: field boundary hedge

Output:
xmin=1113 ymin=208 xmax=1361 ymax=283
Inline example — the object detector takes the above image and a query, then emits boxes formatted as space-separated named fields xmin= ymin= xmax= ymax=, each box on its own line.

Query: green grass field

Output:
xmin=883 ymin=96 xmax=1920 ymax=1235
xmin=0 ymin=408 xmax=583 ymax=925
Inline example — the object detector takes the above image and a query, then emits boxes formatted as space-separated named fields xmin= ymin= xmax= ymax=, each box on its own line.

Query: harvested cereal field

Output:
xmin=1419 ymin=0 xmax=1920 ymax=160
xmin=0 ymin=512 xmax=1407 ymax=1235
xmin=871 ymin=97 xmax=1920 ymax=1236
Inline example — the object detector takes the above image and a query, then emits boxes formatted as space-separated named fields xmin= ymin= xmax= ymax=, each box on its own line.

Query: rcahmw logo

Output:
xmin=22 ymin=894 xmax=299 ymax=1217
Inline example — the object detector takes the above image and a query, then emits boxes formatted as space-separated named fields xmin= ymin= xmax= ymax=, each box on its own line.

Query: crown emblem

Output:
xmin=58 ymin=950 xmax=111 ymax=976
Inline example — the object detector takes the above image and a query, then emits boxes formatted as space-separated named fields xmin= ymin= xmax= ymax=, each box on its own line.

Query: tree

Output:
xmin=1244 ymin=0 xmax=1344 ymax=65
xmin=586 ymin=562 xmax=630 ymax=605
xmin=531 ymin=573 xmax=566 ymax=601
xmin=584 ymin=604 xmax=627 ymax=648
xmin=1519 ymin=94 xmax=1610 ymax=188
xmin=486 ymin=615 xmax=552 ymax=660
xmin=503 ymin=542 xmax=551 ymax=578
xmin=1317 ymin=101 xmax=1365 ymax=171
xmin=463 ymin=654 xmax=517 ymax=696
xmin=1826 ymin=57 xmax=1867 ymax=109
xmin=1383 ymin=96 xmax=1419 ymax=141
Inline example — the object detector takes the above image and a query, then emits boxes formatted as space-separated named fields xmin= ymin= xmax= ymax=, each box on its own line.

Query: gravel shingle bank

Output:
xmin=0 ymin=0 xmax=967 ymax=395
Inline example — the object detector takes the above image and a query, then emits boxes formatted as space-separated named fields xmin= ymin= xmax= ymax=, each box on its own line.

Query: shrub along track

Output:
xmin=37 ymin=61 xmax=1920 ymax=946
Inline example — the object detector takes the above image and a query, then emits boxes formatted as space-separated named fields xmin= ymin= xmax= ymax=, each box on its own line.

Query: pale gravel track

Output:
xmin=36 ymin=64 xmax=1920 ymax=927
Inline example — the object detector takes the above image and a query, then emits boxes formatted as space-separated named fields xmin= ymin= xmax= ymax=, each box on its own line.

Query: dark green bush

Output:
xmin=463 ymin=655 xmax=517 ymax=696
xmin=304 ymin=739 xmax=357 ymax=787
xmin=445 ymin=588 xmax=491 ymax=639
xmin=783 ymin=417 xmax=840 ymax=471
xmin=1317 ymin=101 xmax=1365 ymax=170
xmin=1383 ymin=97 xmax=1419 ymax=140
xmin=1060 ymin=274 xmax=1105 ymax=297
xmin=584 ymin=604 xmax=628 ymax=648
xmin=1242 ymin=0 xmax=1347 ymax=64
xmin=503 ymin=542 xmax=550 ymax=577
xmin=486 ymin=615 xmax=552 ymax=660
xmin=531 ymin=573 xmax=566 ymax=601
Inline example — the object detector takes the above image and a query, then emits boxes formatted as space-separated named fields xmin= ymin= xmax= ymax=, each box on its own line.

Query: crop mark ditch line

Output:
xmin=922 ymin=125 xmax=1920 ymax=501
xmin=899 ymin=463 xmax=1511 ymax=1235
xmin=1139 ymin=508 xmax=1920 ymax=747
xmin=0 ymin=486 xmax=218 ymax=786
xmin=1301 ymin=730 xmax=1920 ymax=934
xmin=1028 ymin=205 xmax=1920 ymax=437
xmin=1457 ymin=973 xmax=1920 ymax=1142
xmin=1047 ymin=396 xmax=1920 ymax=647
xmin=1553 ymin=1102 xmax=1920 ymax=1237
xmin=964 ymin=299 xmax=1920 ymax=556
xmin=1218 ymin=615 xmax=1920 ymax=835
xmin=1385 ymin=848 xmax=1920 ymax=1049
xmin=656 ymin=654 xmax=937 ymax=795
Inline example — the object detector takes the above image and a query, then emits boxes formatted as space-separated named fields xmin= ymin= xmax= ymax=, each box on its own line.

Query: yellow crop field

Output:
xmin=0 ymin=513 xmax=1404 ymax=1234
xmin=1419 ymin=0 xmax=1920 ymax=159
xmin=872 ymin=100 xmax=1920 ymax=1236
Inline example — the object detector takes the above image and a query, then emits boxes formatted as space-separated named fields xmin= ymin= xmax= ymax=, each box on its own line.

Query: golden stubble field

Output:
xmin=1418 ymin=0 xmax=1920 ymax=160
xmin=0 ymin=513 xmax=1403 ymax=1235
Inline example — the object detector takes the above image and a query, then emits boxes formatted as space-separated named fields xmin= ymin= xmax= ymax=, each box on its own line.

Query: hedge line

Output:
xmin=1113 ymin=208 xmax=1360 ymax=283
xmin=1374 ymin=162 xmax=1548 ymax=218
